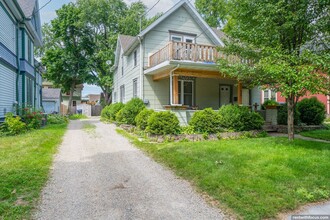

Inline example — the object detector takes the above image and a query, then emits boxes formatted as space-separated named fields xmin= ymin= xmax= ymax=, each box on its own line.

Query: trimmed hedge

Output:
xmin=146 ymin=111 xmax=180 ymax=135
xmin=297 ymin=97 xmax=326 ymax=125
xmin=189 ymin=108 xmax=222 ymax=134
xmin=135 ymin=109 xmax=155 ymax=130
xmin=218 ymin=105 xmax=264 ymax=131
xmin=116 ymin=98 xmax=145 ymax=125
xmin=101 ymin=102 xmax=125 ymax=121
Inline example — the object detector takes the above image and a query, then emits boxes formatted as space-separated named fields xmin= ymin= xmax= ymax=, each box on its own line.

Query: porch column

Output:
xmin=237 ymin=82 xmax=242 ymax=105
xmin=173 ymin=75 xmax=179 ymax=104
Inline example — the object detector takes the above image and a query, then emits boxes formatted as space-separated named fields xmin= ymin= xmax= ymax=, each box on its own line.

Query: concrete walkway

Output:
xmin=287 ymin=201 xmax=330 ymax=219
xmin=34 ymin=118 xmax=224 ymax=220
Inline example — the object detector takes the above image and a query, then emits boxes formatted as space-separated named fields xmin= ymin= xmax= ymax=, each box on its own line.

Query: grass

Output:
xmin=69 ymin=114 xmax=88 ymax=120
xmin=300 ymin=129 xmax=330 ymax=141
xmin=117 ymin=129 xmax=330 ymax=219
xmin=0 ymin=124 xmax=67 ymax=219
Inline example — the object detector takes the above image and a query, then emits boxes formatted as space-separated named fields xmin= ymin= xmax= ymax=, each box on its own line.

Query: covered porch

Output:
xmin=144 ymin=66 xmax=260 ymax=125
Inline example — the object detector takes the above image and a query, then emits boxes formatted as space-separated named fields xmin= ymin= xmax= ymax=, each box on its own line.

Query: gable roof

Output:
xmin=16 ymin=0 xmax=36 ymax=17
xmin=42 ymin=88 xmax=62 ymax=100
xmin=119 ymin=35 xmax=137 ymax=54
xmin=138 ymin=0 xmax=224 ymax=46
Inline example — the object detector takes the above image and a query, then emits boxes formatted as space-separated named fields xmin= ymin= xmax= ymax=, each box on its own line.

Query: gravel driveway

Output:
xmin=35 ymin=118 xmax=225 ymax=220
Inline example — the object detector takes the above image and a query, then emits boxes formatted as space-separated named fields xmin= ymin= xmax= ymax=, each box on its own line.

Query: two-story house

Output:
xmin=111 ymin=0 xmax=261 ymax=124
xmin=0 ymin=0 xmax=43 ymax=120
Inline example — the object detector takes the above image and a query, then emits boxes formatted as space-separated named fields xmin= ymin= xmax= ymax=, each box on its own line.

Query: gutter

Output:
xmin=170 ymin=64 xmax=180 ymax=106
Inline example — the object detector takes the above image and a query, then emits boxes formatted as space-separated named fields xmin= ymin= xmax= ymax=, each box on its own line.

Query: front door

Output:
xmin=220 ymin=85 xmax=231 ymax=106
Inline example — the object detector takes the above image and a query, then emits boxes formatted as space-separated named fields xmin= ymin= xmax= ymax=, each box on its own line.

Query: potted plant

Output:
xmin=262 ymin=100 xmax=279 ymax=109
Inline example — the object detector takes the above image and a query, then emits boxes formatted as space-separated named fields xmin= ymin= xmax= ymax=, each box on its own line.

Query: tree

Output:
xmin=42 ymin=3 xmax=94 ymax=113
xmin=77 ymin=0 xmax=161 ymax=105
xmin=213 ymin=0 xmax=330 ymax=140
xmin=195 ymin=0 xmax=228 ymax=28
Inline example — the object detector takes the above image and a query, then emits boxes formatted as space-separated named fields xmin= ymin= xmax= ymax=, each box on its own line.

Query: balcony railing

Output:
xmin=148 ymin=41 xmax=225 ymax=68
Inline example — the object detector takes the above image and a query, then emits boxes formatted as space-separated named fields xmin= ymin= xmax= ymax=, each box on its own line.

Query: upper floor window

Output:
xmin=120 ymin=85 xmax=125 ymax=103
xmin=263 ymin=89 xmax=276 ymax=102
xmin=133 ymin=78 xmax=138 ymax=98
xmin=170 ymin=31 xmax=196 ymax=43
xmin=121 ymin=56 xmax=124 ymax=76
xmin=28 ymin=38 xmax=32 ymax=63
xmin=133 ymin=50 xmax=137 ymax=67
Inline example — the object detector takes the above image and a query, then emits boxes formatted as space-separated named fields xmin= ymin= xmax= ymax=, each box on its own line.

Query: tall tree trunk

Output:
xmin=68 ymin=83 xmax=75 ymax=114
xmin=287 ymin=96 xmax=295 ymax=141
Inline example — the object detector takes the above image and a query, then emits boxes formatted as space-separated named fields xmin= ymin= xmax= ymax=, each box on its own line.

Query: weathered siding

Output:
xmin=0 ymin=2 xmax=16 ymax=54
xmin=0 ymin=65 xmax=16 ymax=118
xmin=143 ymin=7 xmax=214 ymax=67
xmin=113 ymin=46 xmax=141 ymax=103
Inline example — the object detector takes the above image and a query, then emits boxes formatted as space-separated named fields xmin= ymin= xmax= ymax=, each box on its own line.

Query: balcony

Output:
xmin=148 ymin=41 xmax=223 ymax=68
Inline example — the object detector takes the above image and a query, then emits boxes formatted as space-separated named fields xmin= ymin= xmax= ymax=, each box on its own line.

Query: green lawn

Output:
xmin=118 ymin=129 xmax=330 ymax=219
xmin=0 ymin=124 xmax=67 ymax=219
xmin=300 ymin=129 xmax=330 ymax=141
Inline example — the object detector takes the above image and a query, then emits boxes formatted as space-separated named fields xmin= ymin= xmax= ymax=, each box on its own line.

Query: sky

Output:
xmin=39 ymin=0 xmax=195 ymax=96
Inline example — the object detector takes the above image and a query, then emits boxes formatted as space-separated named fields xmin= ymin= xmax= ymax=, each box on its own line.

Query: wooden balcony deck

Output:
xmin=148 ymin=41 xmax=225 ymax=68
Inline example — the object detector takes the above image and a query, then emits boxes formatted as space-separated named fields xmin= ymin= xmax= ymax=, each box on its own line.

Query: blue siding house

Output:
xmin=0 ymin=0 xmax=42 ymax=120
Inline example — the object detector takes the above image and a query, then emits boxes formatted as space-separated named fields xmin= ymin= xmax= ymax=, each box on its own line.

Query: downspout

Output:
xmin=138 ymin=36 xmax=144 ymax=100
xmin=15 ymin=25 xmax=19 ymax=115
xmin=170 ymin=64 xmax=180 ymax=106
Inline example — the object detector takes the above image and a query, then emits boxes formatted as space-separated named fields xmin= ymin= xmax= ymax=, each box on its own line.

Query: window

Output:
xmin=72 ymin=101 xmax=77 ymax=107
xmin=27 ymin=38 xmax=32 ymax=63
xmin=26 ymin=77 xmax=34 ymax=106
xmin=133 ymin=50 xmax=137 ymax=67
xmin=113 ymin=92 xmax=117 ymax=103
xmin=263 ymin=89 xmax=276 ymax=102
xmin=133 ymin=78 xmax=138 ymax=98
xmin=120 ymin=85 xmax=125 ymax=103
xmin=121 ymin=56 xmax=124 ymax=76
xmin=178 ymin=80 xmax=194 ymax=106
xmin=171 ymin=35 xmax=182 ymax=42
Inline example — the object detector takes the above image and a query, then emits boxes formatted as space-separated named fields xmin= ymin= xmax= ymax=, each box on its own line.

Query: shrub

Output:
xmin=277 ymin=103 xmax=300 ymax=125
xmin=189 ymin=108 xmax=222 ymax=134
xmin=135 ymin=109 xmax=155 ymax=130
xmin=101 ymin=102 xmax=125 ymax=121
xmin=116 ymin=98 xmax=145 ymax=125
xmin=47 ymin=114 xmax=68 ymax=124
xmin=297 ymin=97 xmax=326 ymax=125
xmin=115 ymin=109 xmax=125 ymax=124
xmin=69 ymin=114 xmax=88 ymax=120
xmin=21 ymin=109 xmax=43 ymax=129
xmin=1 ymin=113 xmax=26 ymax=135
xmin=218 ymin=105 xmax=264 ymax=131
xmin=146 ymin=111 xmax=180 ymax=135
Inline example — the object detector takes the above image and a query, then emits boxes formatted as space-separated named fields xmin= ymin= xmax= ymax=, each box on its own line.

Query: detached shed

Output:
xmin=42 ymin=88 xmax=62 ymax=114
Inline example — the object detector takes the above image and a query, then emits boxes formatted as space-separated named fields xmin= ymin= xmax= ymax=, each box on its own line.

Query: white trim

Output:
xmin=171 ymin=34 xmax=183 ymax=42
xmin=262 ymin=89 xmax=277 ymax=103
xmin=184 ymin=36 xmax=195 ymax=43
xmin=178 ymin=79 xmax=194 ymax=106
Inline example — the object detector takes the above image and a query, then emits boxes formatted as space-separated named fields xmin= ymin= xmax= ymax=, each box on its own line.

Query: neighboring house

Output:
xmin=111 ymin=0 xmax=261 ymax=124
xmin=260 ymin=89 xmax=330 ymax=116
xmin=0 ymin=0 xmax=43 ymax=120
xmin=81 ymin=94 xmax=101 ymax=105
xmin=42 ymin=81 xmax=84 ymax=114
xmin=42 ymin=88 xmax=62 ymax=114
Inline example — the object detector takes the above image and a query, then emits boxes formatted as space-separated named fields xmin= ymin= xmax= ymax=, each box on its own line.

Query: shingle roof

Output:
xmin=211 ymin=28 xmax=227 ymax=41
xmin=16 ymin=0 xmax=36 ymax=17
xmin=118 ymin=35 xmax=137 ymax=53
xmin=42 ymin=88 xmax=61 ymax=100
